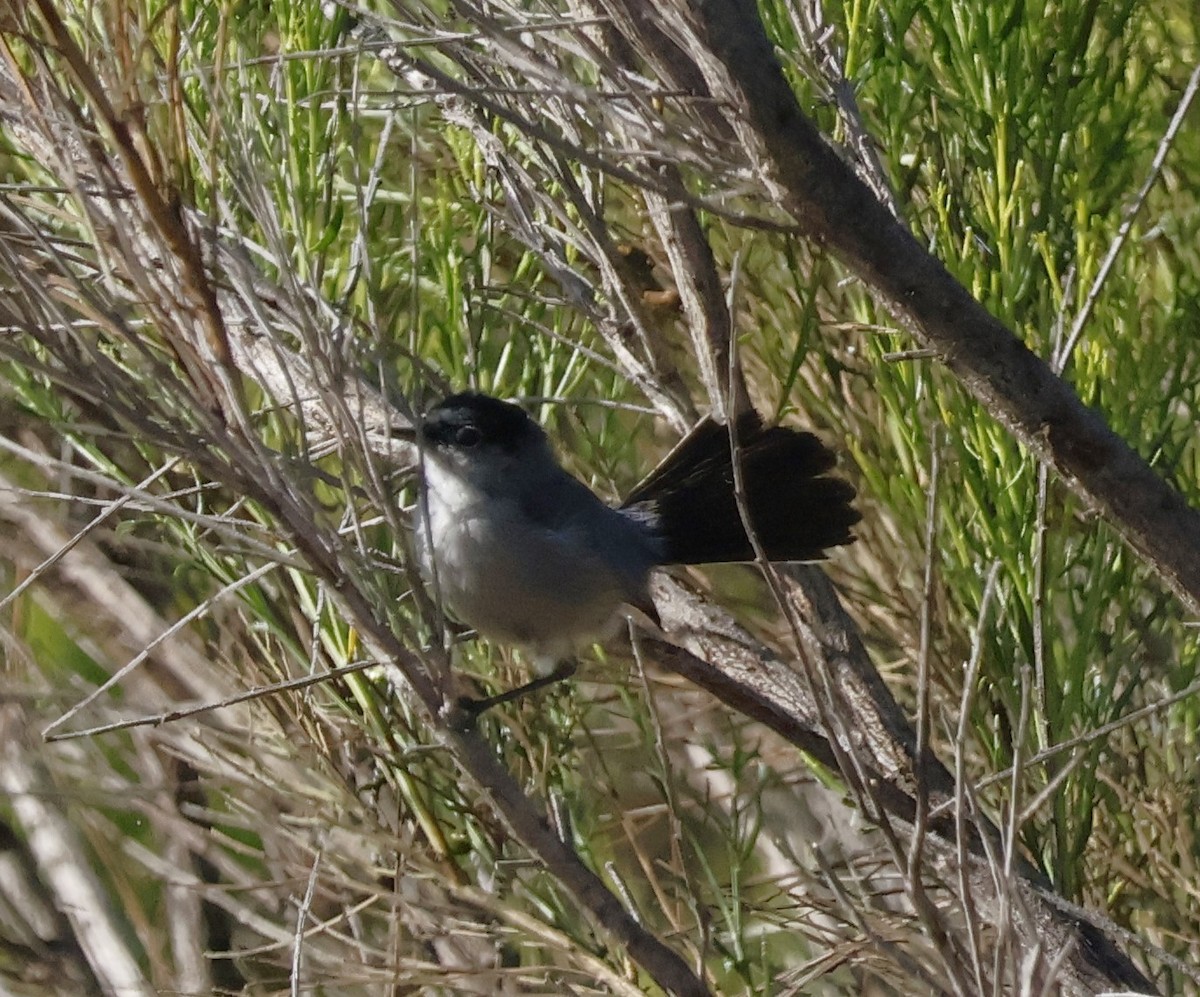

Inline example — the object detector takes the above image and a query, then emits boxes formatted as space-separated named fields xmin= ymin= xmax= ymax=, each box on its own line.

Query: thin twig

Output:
xmin=1055 ymin=59 xmax=1200 ymax=373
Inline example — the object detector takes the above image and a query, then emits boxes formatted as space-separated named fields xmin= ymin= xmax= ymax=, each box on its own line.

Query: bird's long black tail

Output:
xmin=621 ymin=410 xmax=860 ymax=565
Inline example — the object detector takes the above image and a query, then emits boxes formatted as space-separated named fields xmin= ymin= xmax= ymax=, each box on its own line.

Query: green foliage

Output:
xmin=2 ymin=0 xmax=1199 ymax=991
xmin=829 ymin=0 xmax=1200 ymax=910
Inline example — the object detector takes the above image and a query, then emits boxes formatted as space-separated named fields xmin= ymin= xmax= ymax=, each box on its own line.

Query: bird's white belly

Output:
xmin=420 ymin=483 xmax=629 ymax=664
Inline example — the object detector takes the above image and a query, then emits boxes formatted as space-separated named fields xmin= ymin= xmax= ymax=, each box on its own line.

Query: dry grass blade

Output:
xmin=0 ymin=6 xmax=713 ymax=995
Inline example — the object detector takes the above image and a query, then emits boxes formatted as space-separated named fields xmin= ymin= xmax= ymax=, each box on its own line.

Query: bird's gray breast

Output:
xmin=415 ymin=463 xmax=656 ymax=657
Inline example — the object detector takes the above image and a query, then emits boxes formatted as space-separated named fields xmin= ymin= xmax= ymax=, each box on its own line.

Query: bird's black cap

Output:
xmin=420 ymin=392 xmax=545 ymax=453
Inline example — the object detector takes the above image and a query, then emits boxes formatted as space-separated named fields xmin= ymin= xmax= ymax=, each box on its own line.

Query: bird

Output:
xmin=396 ymin=391 xmax=859 ymax=718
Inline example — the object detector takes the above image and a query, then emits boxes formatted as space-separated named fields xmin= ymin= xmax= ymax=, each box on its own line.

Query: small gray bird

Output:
xmin=399 ymin=392 xmax=859 ymax=715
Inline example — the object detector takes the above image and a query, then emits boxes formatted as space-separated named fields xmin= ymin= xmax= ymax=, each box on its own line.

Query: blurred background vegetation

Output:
xmin=0 ymin=0 xmax=1198 ymax=993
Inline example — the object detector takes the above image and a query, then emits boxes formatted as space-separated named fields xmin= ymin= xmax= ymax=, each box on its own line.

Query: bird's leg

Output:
xmin=447 ymin=659 xmax=578 ymax=726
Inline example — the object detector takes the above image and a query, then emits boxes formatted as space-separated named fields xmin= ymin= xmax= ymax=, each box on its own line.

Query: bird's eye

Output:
xmin=454 ymin=425 xmax=483 ymax=448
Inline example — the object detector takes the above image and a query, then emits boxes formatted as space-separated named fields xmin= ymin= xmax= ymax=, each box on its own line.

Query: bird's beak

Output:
xmin=390 ymin=423 xmax=418 ymax=442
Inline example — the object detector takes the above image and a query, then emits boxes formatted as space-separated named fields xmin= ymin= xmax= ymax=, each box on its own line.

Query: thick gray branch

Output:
xmin=680 ymin=0 xmax=1200 ymax=616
